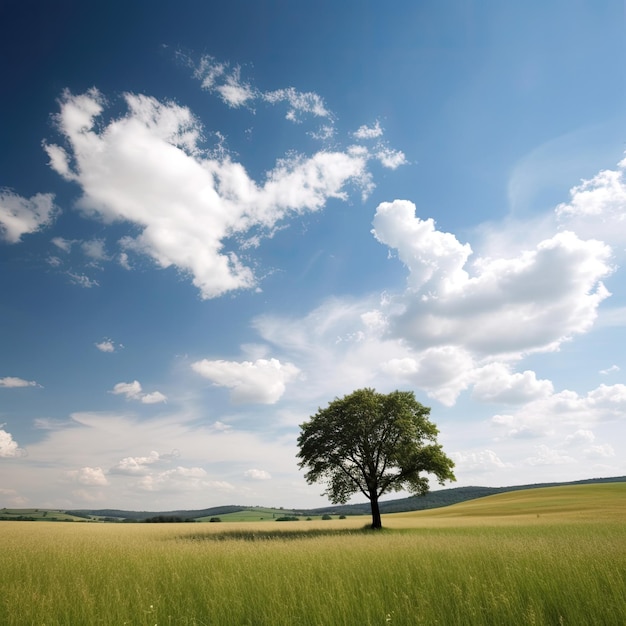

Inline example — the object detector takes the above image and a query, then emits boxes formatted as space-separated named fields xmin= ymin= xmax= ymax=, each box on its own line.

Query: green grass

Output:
xmin=1 ymin=483 xmax=625 ymax=625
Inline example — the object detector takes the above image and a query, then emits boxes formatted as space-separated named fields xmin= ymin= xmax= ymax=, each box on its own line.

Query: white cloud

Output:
xmin=67 ymin=466 xmax=109 ymax=486
xmin=556 ymin=156 xmax=626 ymax=245
xmin=52 ymin=236 xmax=73 ymax=252
xmin=471 ymin=363 xmax=554 ymax=404
xmin=67 ymin=272 xmax=99 ymax=288
xmin=110 ymin=380 xmax=167 ymax=404
xmin=0 ymin=189 xmax=56 ymax=243
xmin=0 ymin=427 xmax=26 ymax=458
xmin=244 ymin=469 xmax=272 ymax=480
xmin=81 ymin=238 xmax=108 ymax=261
xmin=376 ymin=147 xmax=407 ymax=169
xmin=382 ymin=347 xmax=475 ymax=406
xmin=600 ymin=365 xmax=620 ymax=375
xmin=263 ymin=87 xmax=331 ymax=121
xmin=45 ymin=89 xmax=375 ymax=299
xmin=95 ymin=339 xmax=121 ymax=353
xmin=136 ymin=466 xmax=233 ymax=493
xmin=372 ymin=199 xmax=613 ymax=357
xmin=193 ymin=55 xmax=332 ymax=121
xmin=491 ymin=383 xmax=626 ymax=439
xmin=6 ymin=410 xmax=323 ymax=509
xmin=217 ymin=67 xmax=256 ymax=108
xmin=110 ymin=451 xmax=163 ymax=475
xmin=353 ymin=121 xmax=383 ymax=140
xmin=141 ymin=391 xmax=168 ymax=405
xmin=191 ymin=357 xmax=300 ymax=404
xmin=253 ymin=202 xmax=613 ymax=407
xmin=111 ymin=380 xmax=143 ymax=399
xmin=372 ymin=200 xmax=472 ymax=294
xmin=0 ymin=377 xmax=38 ymax=388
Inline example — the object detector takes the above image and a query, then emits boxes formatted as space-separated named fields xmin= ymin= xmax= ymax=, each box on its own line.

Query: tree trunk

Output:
xmin=369 ymin=493 xmax=382 ymax=529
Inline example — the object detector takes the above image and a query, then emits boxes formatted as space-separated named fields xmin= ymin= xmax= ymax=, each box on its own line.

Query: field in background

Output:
xmin=1 ymin=483 xmax=624 ymax=625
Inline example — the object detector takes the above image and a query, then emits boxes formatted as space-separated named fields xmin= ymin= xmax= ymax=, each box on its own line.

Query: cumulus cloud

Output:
xmin=382 ymin=347 xmax=475 ymax=406
xmin=110 ymin=451 xmax=163 ymax=475
xmin=0 ymin=377 xmax=39 ymax=388
xmin=471 ymin=363 xmax=554 ymax=404
xmin=376 ymin=147 xmax=407 ymax=169
xmin=372 ymin=199 xmax=612 ymax=357
xmin=191 ymin=357 xmax=300 ymax=404
xmin=45 ymin=88 xmax=377 ymax=299
xmin=110 ymin=380 xmax=167 ymax=404
xmin=0 ymin=189 xmax=57 ymax=243
xmin=0 ymin=427 xmax=26 ymax=458
xmin=556 ymin=156 xmax=626 ymax=245
xmin=67 ymin=466 xmax=108 ymax=486
xmin=253 ymin=208 xmax=613 ymax=406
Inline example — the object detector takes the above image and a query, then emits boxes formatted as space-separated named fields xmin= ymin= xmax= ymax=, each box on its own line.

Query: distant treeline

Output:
xmin=61 ymin=475 xmax=625 ymax=522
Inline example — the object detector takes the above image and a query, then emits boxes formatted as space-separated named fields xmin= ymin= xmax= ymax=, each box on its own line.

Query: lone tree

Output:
xmin=297 ymin=388 xmax=456 ymax=529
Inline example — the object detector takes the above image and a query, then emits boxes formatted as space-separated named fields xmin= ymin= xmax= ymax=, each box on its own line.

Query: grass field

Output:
xmin=1 ymin=483 xmax=624 ymax=625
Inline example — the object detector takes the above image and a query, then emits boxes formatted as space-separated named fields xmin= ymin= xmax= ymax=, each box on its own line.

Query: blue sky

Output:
xmin=1 ymin=0 xmax=625 ymax=510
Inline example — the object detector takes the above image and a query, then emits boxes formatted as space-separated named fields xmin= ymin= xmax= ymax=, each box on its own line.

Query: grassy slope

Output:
xmin=390 ymin=482 xmax=626 ymax=524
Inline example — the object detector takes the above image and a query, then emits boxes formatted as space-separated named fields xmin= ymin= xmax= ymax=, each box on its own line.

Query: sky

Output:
xmin=1 ymin=0 xmax=625 ymax=511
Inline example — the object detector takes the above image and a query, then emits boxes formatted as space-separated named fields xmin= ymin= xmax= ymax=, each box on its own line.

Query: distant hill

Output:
xmin=305 ymin=475 xmax=626 ymax=516
xmin=60 ymin=475 xmax=625 ymax=522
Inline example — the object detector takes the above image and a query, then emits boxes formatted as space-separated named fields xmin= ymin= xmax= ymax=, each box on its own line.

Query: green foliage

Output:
xmin=321 ymin=514 xmax=332 ymax=520
xmin=275 ymin=516 xmax=300 ymax=522
xmin=297 ymin=388 xmax=456 ymax=527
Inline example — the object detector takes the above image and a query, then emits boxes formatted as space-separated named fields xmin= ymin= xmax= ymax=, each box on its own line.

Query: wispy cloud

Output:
xmin=67 ymin=272 xmax=99 ymax=288
xmin=353 ymin=121 xmax=383 ymax=140
xmin=191 ymin=54 xmax=333 ymax=122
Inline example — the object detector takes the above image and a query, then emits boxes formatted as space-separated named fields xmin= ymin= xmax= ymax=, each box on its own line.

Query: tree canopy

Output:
xmin=297 ymin=388 xmax=456 ymax=528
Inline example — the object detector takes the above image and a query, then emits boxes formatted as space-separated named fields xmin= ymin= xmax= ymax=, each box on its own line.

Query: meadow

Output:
xmin=1 ymin=483 xmax=624 ymax=625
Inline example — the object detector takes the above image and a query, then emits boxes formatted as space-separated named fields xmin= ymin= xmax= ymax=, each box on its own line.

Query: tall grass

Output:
xmin=1 ymin=484 xmax=625 ymax=625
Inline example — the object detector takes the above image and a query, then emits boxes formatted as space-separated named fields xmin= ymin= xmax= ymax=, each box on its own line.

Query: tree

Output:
xmin=297 ymin=388 xmax=456 ymax=529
